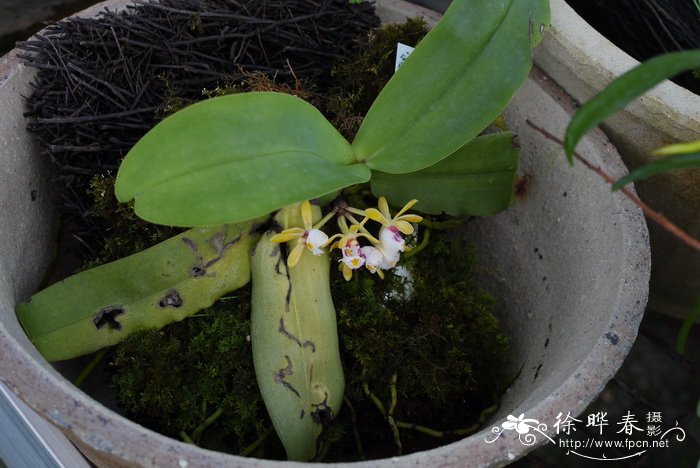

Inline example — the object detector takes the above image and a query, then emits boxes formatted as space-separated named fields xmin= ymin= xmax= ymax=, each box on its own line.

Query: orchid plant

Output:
xmin=18 ymin=0 xmax=550 ymax=461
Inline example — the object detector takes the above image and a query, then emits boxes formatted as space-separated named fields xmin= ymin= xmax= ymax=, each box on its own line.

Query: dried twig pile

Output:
xmin=18 ymin=0 xmax=378 ymax=253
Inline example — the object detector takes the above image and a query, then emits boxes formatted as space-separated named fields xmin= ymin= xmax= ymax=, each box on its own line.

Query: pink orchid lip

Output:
xmin=385 ymin=225 xmax=404 ymax=242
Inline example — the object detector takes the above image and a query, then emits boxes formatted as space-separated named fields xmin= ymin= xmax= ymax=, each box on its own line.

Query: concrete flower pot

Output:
xmin=0 ymin=0 xmax=650 ymax=465
xmin=532 ymin=0 xmax=700 ymax=317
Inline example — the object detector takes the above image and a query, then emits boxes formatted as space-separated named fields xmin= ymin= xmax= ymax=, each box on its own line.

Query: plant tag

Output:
xmin=394 ymin=42 xmax=415 ymax=72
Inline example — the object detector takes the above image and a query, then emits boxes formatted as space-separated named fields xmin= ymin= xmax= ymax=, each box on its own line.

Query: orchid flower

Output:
xmin=362 ymin=197 xmax=422 ymax=265
xmin=327 ymin=216 xmax=375 ymax=281
xmin=270 ymin=200 xmax=334 ymax=267
xmin=359 ymin=245 xmax=393 ymax=279
xmin=362 ymin=197 xmax=422 ymax=254
xmin=363 ymin=197 xmax=423 ymax=239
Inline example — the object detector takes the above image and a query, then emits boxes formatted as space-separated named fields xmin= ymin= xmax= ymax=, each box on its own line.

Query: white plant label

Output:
xmin=394 ymin=42 xmax=415 ymax=72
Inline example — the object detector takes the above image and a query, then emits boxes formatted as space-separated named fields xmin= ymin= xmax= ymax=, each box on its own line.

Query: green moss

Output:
xmin=84 ymin=174 xmax=178 ymax=269
xmin=156 ymin=72 xmax=195 ymax=119
xmin=111 ymin=289 xmax=283 ymax=456
xmin=326 ymin=18 xmax=429 ymax=139
xmin=326 ymin=227 xmax=510 ymax=460
xmin=202 ymin=84 xmax=240 ymax=99
xmin=188 ymin=13 xmax=203 ymax=33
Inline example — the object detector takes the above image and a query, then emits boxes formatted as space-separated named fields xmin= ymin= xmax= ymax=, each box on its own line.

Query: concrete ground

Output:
xmin=1 ymin=1 xmax=699 ymax=466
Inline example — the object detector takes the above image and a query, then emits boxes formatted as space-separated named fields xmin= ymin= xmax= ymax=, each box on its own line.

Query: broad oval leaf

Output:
xmin=116 ymin=92 xmax=370 ymax=227
xmin=612 ymin=152 xmax=700 ymax=191
xmin=564 ymin=49 xmax=700 ymax=162
xmin=17 ymin=222 xmax=259 ymax=361
xmin=352 ymin=0 xmax=549 ymax=174
xmin=371 ymin=132 xmax=519 ymax=216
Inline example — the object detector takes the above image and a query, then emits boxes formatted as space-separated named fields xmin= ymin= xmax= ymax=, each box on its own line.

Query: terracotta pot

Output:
xmin=532 ymin=0 xmax=700 ymax=317
xmin=0 ymin=0 xmax=650 ymax=465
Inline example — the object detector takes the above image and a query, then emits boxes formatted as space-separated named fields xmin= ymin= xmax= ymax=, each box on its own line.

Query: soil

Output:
xmin=566 ymin=0 xmax=700 ymax=94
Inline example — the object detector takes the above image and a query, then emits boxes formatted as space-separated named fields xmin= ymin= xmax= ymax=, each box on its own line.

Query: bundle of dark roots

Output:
xmin=18 ymin=0 xmax=378 ymax=257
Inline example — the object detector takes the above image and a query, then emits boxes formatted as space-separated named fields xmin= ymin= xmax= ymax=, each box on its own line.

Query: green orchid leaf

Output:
xmin=564 ymin=49 xmax=700 ymax=163
xmin=352 ymin=0 xmax=549 ymax=174
xmin=115 ymin=92 xmax=370 ymax=227
xmin=612 ymin=152 xmax=700 ymax=191
xmin=17 ymin=221 xmax=259 ymax=361
xmin=371 ymin=132 xmax=519 ymax=216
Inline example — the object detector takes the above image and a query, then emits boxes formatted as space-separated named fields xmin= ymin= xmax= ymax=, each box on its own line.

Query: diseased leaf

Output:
xmin=564 ymin=50 xmax=700 ymax=162
xmin=371 ymin=132 xmax=519 ymax=216
xmin=352 ymin=0 xmax=549 ymax=174
xmin=251 ymin=204 xmax=343 ymax=461
xmin=115 ymin=92 xmax=370 ymax=227
xmin=612 ymin=152 xmax=700 ymax=190
xmin=17 ymin=222 xmax=259 ymax=361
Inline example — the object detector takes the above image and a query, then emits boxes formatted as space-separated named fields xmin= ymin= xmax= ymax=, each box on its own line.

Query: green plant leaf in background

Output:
xmin=351 ymin=0 xmax=549 ymax=174
xmin=371 ymin=132 xmax=518 ymax=216
xmin=17 ymin=222 xmax=259 ymax=361
xmin=654 ymin=140 xmax=700 ymax=156
xmin=115 ymin=92 xmax=370 ymax=227
xmin=677 ymin=296 xmax=700 ymax=355
xmin=612 ymin=152 xmax=700 ymax=190
xmin=564 ymin=49 xmax=700 ymax=163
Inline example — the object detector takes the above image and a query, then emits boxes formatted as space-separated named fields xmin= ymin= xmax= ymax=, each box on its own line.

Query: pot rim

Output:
xmin=542 ymin=0 xmax=700 ymax=126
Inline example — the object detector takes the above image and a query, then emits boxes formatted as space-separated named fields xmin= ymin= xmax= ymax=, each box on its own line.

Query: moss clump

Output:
xmin=111 ymin=289 xmax=281 ymax=456
xmin=325 ymin=227 xmax=510 ymax=460
xmin=162 ymin=70 xmax=315 ymax=118
xmin=326 ymin=18 xmax=429 ymax=139
xmin=83 ymin=174 xmax=179 ymax=269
